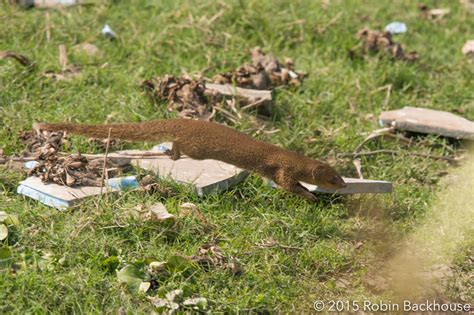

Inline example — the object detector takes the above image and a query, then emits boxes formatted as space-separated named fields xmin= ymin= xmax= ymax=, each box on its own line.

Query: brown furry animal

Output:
xmin=35 ymin=119 xmax=346 ymax=201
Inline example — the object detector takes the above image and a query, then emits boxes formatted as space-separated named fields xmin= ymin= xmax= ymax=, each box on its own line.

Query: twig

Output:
xmin=354 ymin=127 xmax=411 ymax=153
xmin=240 ymin=98 xmax=267 ymax=111
xmin=337 ymin=150 xmax=462 ymax=163
xmin=350 ymin=127 xmax=413 ymax=178
xmin=99 ymin=128 xmax=112 ymax=198
xmin=213 ymin=106 xmax=239 ymax=124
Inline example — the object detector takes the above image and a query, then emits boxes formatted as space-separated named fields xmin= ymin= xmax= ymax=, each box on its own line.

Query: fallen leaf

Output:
xmin=165 ymin=289 xmax=184 ymax=303
xmin=0 ymin=224 xmax=8 ymax=241
xmin=116 ymin=265 xmax=145 ymax=292
xmin=182 ymin=297 xmax=208 ymax=310
xmin=0 ymin=212 xmax=7 ymax=222
xmin=148 ymin=297 xmax=180 ymax=312
xmin=139 ymin=281 xmax=151 ymax=293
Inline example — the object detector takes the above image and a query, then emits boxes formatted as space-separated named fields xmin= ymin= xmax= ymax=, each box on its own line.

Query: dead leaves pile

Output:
xmin=354 ymin=28 xmax=418 ymax=61
xmin=142 ymin=74 xmax=218 ymax=120
xmin=142 ymin=47 xmax=303 ymax=121
xmin=19 ymin=129 xmax=65 ymax=158
xmin=20 ymin=129 xmax=127 ymax=187
xmin=212 ymin=47 xmax=305 ymax=89
xmin=27 ymin=153 xmax=124 ymax=187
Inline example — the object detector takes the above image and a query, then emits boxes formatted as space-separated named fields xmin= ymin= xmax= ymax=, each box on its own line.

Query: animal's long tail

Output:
xmin=34 ymin=120 xmax=177 ymax=141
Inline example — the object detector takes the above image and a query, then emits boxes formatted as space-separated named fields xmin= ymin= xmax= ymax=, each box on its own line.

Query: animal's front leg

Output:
xmin=164 ymin=142 xmax=181 ymax=161
xmin=274 ymin=168 xmax=318 ymax=202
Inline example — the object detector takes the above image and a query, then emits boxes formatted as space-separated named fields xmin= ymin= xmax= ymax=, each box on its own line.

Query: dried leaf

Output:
xmin=0 ymin=224 xmax=8 ymax=241
xmin=182 ymin=297 xmax=208 ymax=310
xmin=139 ymin=281 xmax=151 ymax=293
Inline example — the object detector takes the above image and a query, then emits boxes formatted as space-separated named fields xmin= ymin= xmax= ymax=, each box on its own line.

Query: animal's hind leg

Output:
xmin=164 ymin=142 xmax=181 ymax=161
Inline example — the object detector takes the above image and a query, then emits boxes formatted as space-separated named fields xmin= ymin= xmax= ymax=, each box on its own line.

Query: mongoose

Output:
xmin=36 ymin=119 xmax=346 ymax=201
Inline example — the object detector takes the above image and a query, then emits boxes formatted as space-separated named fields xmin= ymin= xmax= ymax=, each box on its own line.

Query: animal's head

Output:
xmin=303 ymin=161 xmax=346 ymax=189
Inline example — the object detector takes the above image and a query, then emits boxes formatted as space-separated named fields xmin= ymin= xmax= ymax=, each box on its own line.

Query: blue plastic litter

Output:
xmin=384 ymin=22 xmax=407 ymax=34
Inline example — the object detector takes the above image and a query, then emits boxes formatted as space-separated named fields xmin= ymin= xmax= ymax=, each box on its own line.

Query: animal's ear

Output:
xmin=311 ymin=165 xmax=324 ymax=179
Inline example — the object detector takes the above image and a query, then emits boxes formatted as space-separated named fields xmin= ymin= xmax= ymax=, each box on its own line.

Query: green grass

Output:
xmin=1 ymin=0 xmax=473 ymax=313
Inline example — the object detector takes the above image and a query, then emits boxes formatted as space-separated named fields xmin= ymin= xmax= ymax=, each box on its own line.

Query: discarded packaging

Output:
xmin=379 ymin=107 xmax=474 ymax=140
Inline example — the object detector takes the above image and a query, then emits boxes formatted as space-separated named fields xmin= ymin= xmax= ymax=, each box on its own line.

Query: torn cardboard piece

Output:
xmin=17 ymin=176 xmax=138 ymax=210
xmin=130 ymin=143 xmax=248 ymax=196
xmin=379 ymin=107 xmax=474 ymax=140
xmin=269 ymin=177 xmax=393 ymax=195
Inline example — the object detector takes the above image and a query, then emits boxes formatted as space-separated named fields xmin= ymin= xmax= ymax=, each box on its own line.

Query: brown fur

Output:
xmin=36 ymin=119 xmax=346 ymax=201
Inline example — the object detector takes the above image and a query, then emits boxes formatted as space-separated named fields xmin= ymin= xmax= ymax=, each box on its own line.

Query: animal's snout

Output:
xmin=331 ymin=175 xmax=346 ymax=188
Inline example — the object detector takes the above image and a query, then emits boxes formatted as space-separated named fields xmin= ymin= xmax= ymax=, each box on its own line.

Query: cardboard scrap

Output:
xmin=130 ymin=143 xmax=248 ymax=196
xmin=379 ymin=107 xmax=474 ymax=140
xmin=17 ymin=176 xmax=138 ymax=210
xmin=269 ymin=177 xmax=392 ymax=195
